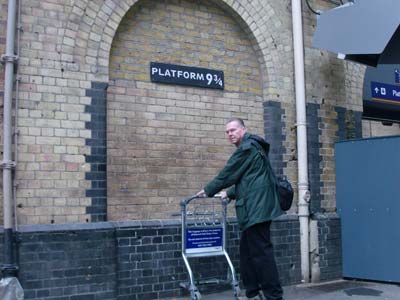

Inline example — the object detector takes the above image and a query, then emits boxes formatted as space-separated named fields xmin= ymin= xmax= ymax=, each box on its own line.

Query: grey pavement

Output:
xmin=169 ymin=279 xmax=400 ymax=300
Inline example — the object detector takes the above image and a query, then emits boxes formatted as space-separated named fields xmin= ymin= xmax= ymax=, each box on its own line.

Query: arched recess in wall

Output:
xmin=62 ymin=0 xmax=286 ymax=221
xmin=107 ymin=0 xmax=267 ymax=220
xmin=61 ymin=0 xmax=285 ymax=95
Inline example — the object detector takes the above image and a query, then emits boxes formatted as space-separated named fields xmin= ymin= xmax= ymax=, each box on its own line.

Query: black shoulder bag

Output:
xmin=267 ymin=163 xmax=294 ymax=211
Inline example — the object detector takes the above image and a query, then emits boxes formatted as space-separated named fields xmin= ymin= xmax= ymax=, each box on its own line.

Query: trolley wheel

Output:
xmin=234 ymin=286 xmax=241 ymax=298
xmin=191 ymin=291 xmax=202 ymax=300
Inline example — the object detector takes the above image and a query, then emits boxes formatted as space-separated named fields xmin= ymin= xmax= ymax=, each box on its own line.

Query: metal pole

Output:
xmin=291 ymin=0 xmax=310 ymax=283
xmin=1 ymin=0 xmax=18 ymax=277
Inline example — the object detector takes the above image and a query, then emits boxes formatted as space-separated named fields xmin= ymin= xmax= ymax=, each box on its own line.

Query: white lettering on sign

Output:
xmin=152 ymin=67 xmax=209 ymax=82
xmin=393 ymin=90 xmax=400 ymax=97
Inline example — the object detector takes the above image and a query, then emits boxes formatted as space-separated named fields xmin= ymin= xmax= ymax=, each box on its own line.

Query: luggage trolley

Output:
xmin=180 ymin=194 xmax=240 ymax=300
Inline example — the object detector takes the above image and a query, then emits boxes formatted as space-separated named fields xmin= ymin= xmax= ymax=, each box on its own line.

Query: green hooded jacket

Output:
xmin=204 ymin=133 xmax=283 ymax=231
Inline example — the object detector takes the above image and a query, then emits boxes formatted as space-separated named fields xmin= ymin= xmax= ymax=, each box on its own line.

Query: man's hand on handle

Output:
xmin=219 ymin=191 xmax=228 ymax=199
xmin=196 ymin=189 xmax=206 ymax=197
xmin=196 ymin=189 xmax=229 ymax=200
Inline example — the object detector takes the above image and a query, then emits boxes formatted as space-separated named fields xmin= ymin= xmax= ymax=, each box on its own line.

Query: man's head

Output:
xmin=225 ymin=117 xmax=247 ymax=146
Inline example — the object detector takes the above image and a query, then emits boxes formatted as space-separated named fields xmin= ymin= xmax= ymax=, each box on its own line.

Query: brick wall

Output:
xmin=362 ymin=120 xmax=400 ymax=137
xmin=12 ymin=0 xmax=92 ymax=224
xmin=0 ymin=215 xmax=311 ymax=300
xmin=0 ymin=0 xmax=391 ymax=225
xmin=0 ymin=0 xmax=310 ymax=225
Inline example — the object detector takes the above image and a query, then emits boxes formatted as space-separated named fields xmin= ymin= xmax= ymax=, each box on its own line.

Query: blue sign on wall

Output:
xmin=370 ymin=81 xmax=400 ymax=104
xmin=363 ymin=64 xmax=400 ymax=122
xmin=186 ymin=227 xmax=223 ymax=254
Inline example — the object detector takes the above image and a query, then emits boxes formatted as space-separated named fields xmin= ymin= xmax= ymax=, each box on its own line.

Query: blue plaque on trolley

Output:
xmin=186 ymin=227 xmax=223 ymax=253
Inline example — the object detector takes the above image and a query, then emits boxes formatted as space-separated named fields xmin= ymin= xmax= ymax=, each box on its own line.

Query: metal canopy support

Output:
xmin=312 ymin=0 xmax=400 ymax=66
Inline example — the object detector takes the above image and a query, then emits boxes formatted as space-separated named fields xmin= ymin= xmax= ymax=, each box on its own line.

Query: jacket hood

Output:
xmin=242 ymin=133 xmax=270 ymax=154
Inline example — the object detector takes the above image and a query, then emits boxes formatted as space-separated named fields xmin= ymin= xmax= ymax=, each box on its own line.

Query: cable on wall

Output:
xmin=305 ymin=0 xmax=321 ymax=15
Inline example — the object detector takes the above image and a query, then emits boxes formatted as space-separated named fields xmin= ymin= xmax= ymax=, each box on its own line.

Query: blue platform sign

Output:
xmin=186 ymin=227 xmax=223 ymax=254
xmin=363 ymin=65 xmax=400 ymax=122
xmin=370 ymin=81 xmax=400 ymax=104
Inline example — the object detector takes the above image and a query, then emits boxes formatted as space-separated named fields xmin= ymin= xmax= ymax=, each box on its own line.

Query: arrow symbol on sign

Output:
xmin=374 ymin=87 xmax=379 ymax=93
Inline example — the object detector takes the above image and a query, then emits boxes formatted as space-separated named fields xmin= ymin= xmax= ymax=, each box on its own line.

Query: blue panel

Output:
xmin=370 ymin=81 xmax=400 ymax=104
xmin=335 ymin=136 xmax=400 ymax=283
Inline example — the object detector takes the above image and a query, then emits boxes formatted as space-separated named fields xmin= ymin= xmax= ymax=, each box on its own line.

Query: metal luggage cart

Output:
xmin=180 ymin=195 xmax=240 ymax=300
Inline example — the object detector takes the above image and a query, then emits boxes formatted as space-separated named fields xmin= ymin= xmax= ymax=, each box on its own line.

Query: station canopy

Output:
xmin=312 ymin=0 xmax=400 ymax=67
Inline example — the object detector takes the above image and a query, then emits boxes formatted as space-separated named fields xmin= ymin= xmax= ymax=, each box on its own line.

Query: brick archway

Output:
xmin=61 ymin=0 xmax=286 ymax=98
xmin=60 ymin=0 xmax=291 ymax=221
xmin=106 ymin=0 xmax=270 ymax=220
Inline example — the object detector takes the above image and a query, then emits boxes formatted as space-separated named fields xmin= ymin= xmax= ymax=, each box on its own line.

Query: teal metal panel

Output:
xmin=335 ymin=135 xmax=400 ymax=283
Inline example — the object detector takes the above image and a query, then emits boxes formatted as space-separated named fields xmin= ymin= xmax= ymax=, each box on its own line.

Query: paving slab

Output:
xmin=167 ymin=279 xmax=400 ymax=300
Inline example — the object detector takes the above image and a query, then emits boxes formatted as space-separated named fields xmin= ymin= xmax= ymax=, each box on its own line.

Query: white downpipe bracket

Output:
xmin=291 ymin=0 xmax=311 ymax=283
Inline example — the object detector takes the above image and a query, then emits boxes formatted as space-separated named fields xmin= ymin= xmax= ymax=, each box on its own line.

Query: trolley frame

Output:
xmin=180 ymin=195 xmax=240 ymax=300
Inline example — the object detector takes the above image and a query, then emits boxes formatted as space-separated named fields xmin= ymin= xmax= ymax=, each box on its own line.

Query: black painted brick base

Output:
xmin=335 ymin=107 xmax=363 ymax=140
xmin=263 ymin=101 xmax=286 ymax=175
xmin=307 ymin=103 xmax=323 ymax=214
xmin=317 ymin=214 xmax=342 ymax=281
xmin=85 ymin=82 xmax=108 ymax=222
xmin=0 ymin=215 xmax=342 ymax=299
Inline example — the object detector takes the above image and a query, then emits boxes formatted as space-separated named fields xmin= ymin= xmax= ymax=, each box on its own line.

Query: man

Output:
xmin=197 ymin=117 xmax=284 ymax=300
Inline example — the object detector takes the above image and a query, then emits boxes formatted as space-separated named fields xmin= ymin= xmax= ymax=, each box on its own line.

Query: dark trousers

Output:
xmin=240 ymin=221 xmax=283 ymax=300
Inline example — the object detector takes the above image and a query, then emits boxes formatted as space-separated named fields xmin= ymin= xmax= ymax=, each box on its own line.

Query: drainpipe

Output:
xmin=1 ymin=0 xmax=18 ymax=278
xmin=291 ymin=0 xmax=311 ymax=283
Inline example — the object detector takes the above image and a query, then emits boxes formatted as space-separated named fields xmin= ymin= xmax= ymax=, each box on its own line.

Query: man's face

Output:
xmin=225 ymin=121 xmax=247 ymax=146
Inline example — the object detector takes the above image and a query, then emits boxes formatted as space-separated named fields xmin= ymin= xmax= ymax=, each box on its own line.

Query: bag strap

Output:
xmin=247 ymin=138 xmax=278 ymax=184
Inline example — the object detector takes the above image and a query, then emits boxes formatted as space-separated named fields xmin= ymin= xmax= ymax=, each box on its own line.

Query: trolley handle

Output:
xmin=180 ymin=193 xmax=225 ymax=206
